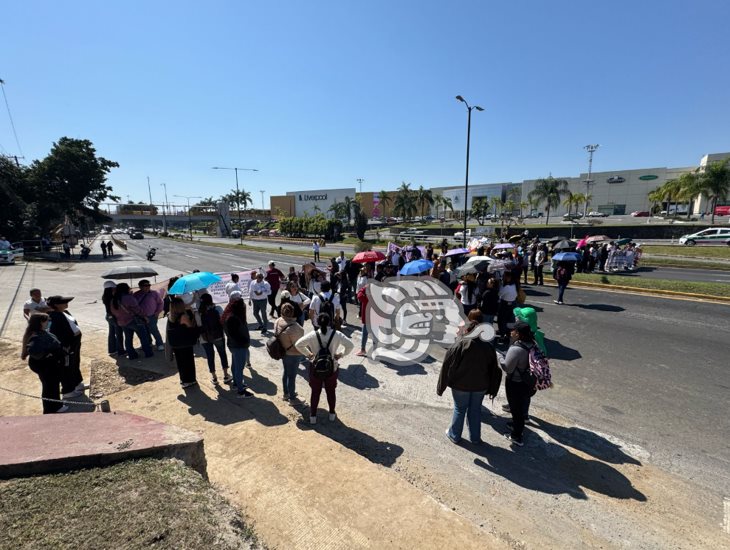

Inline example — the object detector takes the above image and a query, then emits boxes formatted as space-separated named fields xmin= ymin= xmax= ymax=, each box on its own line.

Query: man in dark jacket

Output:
xmin=437 ymin=311 xmax=501 ymax=445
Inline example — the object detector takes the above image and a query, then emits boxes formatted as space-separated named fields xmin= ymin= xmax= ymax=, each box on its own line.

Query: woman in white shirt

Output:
xmin=295 ymin=313 xmax=354 ymax=424
xmin=455 ymin=275 xmax=480 ymax=316
xmin=497 ymin=272 xmax=518 ymax=341
xmin=285 ymin=281 xmax=311 ymax=326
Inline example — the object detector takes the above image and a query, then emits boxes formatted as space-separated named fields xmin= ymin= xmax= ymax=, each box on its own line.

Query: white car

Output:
xmin=587 ymin=211 xmax=608 ymax=218
xmin=678 ymin=228 xmax=730 ymax=246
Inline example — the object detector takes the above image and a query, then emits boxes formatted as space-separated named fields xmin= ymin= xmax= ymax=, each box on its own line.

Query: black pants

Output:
xmin=60 ymin=335 xmax=83 ymax=394
xmin=533 ymin=265 xmax=544 ymax=285
xmin=267 ymin=293 xmax=279 ymax=316
xmin=497 ymin=301 xmax=516 ymax=337
xmin=506 ymin=379 xmax=533 ymax=440
xmin=174 ymin=346 xmax=197 ymax=384
xmin=29 ymin=357 xmax=63 ymax=414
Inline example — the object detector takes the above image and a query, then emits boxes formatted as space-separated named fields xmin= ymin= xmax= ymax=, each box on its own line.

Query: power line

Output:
xmin=0 ymin=78 xmax=25 ymax=158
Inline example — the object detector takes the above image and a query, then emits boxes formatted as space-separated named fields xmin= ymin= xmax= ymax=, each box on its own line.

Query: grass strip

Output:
xmin=0 ymin=458 xmax=263 ymax=550
xmin=641 ymin=244 xmax=730 ymax=260
xmin=640 ymin=257 xmax=730 ymax=271
xmin=571 ymin=273 xmax=730 ymax=298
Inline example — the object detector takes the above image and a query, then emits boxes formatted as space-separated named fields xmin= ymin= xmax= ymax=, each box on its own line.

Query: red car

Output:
xmin=631 ymin=211 xmax=650 ymax=217
xmin=714 ymin=206 xmax=730 ymax=216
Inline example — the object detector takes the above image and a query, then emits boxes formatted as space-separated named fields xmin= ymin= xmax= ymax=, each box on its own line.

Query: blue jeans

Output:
xmin=252 ymin=299 xmax=268 ymax=330
xmin=482 ymin=313 xmax=495 ymax=325
xmin=147 ymin=314 xmax=164 ymax=347
xmin=202 ymin=339 xmax=229 ymax=374
xmin=123 ymin=322 xmax=153 ymax=359
xmin=447 ymin=389 xmax=486 ymax=443
xmin=282 ymin=354 xmax=301 ymax=396
xmin=229 ymin=347 xmax=249 ymax=392
xmin=557 ymin=283 xmax=567 ymax=302
xmin=107 ymin=317 xmax=124 ymax=354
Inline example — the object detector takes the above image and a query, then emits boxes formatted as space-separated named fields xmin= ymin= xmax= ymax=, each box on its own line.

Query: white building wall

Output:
xmin=286 ymin=188 xmax=357 ymax=217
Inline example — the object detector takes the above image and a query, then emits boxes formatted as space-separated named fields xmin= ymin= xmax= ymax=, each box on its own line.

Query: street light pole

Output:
xmin=160 ymin=183 xmax=169 ymax=233
xmin=212 ymin=166 xmax=258 ymax=244
xmin=260 ymin=190 xmax=265 ymax=211
xmin=456 ymin=95 xmax=484 ymax=249
xmin=583 ymin=144 xmax=599 ymax=217
xmin=174 ymin=195 xmax=201 ymax=240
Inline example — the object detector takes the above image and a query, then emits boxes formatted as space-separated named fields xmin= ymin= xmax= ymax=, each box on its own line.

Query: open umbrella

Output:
xmin=101 ymin=266 xmax=159 ymax=280
xmin=399 ymin=259 xmax=434 ymax=276
xmin=352 ymin=250 xmax=386 ymax=263
xmin=615 ymin=237 xmax=632 ymax=245
xmin=546 ymin=236 xmax=564 ymax=243
xmin=508 ymin=234 xmax=524 ymax=243
xmin=168 ymin=271 xmax=222 ymax=294
xmin=443 ymin=247 xmax=470 ymax=257
xmin=552 ymin=251 xmax=582 ymax=262
xmin=456 ymin=257 xmax=490 ymax=276
xmin=553 ymin=239 xmax=577 ymax=251
xmin=487 ymin=259 xmax=511 ymax=273
xmin=493 ymin=243 xmax=515 ymax=250
xmin=586 ymin=235 xmax=611 ymax=244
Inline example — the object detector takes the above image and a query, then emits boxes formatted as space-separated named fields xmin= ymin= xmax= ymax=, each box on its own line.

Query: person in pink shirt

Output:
xmin=134 ymin=279 xmax=165 ymax=351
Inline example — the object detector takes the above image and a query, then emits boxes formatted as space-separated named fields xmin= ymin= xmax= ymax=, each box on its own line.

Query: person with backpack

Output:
xmin=501 ymin=320 xmax=537 ymax=446
xmin=309 ymin=281 xmax=342 ymax=330
xmin=437 ymin=310 xmax=501 ymax=445
xmin=222 ymin=292 xmax=254 ymax=398
xmin=553 ymin=261 xmax=572 ymax=305
xmin=295 ymin=312 xmax=354 ymax=424
xmin=199 ymin=293 xmax=232 ymax=386
xmin=274 ymin=303 xmax=304 ymax=401
xmin=21 ymin=313 xmax=67 ymax=414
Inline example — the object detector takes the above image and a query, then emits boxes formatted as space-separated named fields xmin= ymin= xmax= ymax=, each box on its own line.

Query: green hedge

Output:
xmin=279 ymin=215 xmax=343 ymax=241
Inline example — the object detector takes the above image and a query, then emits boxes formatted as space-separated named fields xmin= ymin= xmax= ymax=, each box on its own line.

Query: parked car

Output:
xmin=230 ymin=229 xmax=241 ymax=238
xmin=258 ymin=229 xmax=269 ymax=236
xmin=563 ymin=212 xmax=583 ymax=219
xmin=268 ymin=229 xmax=280 ymax=237
xmin=630 ymin=211 xmax=650 ymax=217
xmin=525 ymin=212 xmax=543 ymax=218
xmin=130 ymin=231 xmax=144 ymax=239
xmin=0 ymin=249 xmax=17 ymax=265
xmin=713 ymin=205 xmax=730 ymax=216
xmin=678 ymin=228 xmax=730 ymax=246
xmin=246 ymin=229 xmax=256 ymax=236
xmin=587 ymin=211 xmax=608 ymax=218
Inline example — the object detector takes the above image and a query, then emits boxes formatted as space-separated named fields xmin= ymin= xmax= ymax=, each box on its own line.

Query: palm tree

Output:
xmin=343 ymin=196 xmax=356 ymax=225
xmin=223 ymin=189 xmax=251 ymax=214
xmin=471 ymin=197 xmax=489 ymax=225
xmin=328 ymin=201 xmax=348 ymax=220
xmin=440 ymin=196 xmax=454 ymax=219
xmin=519 ymin=201 xmax=529 ymax=218
xmin=647 ymin=187 xmax=663 ymax=215
xmin=528 ymin=176 xmax=569 ymax=225
xmin=394 ymin=182 xmax=417 ymax=221
xmin=696 ymin=159 xmax=730 ymax=224
xmin=379 ymin=190 xmax=392 ymax=218
xmin=415 ymin=185 xmax=434 ymax=220
xmin=561 ymin=191 xmax=575 ymax=217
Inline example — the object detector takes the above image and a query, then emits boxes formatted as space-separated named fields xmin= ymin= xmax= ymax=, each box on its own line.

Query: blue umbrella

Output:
xmin=552 ymin=252 xmax=582 ymax=262
xmin=168 ymin=271 xmax=222 ymax=294
xmin=399 ymin=259 xmax=434 ymax=275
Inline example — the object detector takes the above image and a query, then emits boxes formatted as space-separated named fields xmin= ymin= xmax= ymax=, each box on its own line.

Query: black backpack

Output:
xmin=318 ymin=293 xmax=335 ymax=320
xmin=312 ymin=329 xmax=336 ymax=379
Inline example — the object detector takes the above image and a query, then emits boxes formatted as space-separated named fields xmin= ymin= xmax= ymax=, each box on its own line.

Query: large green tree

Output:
xmin=393 ymin=182 xmax=417 ymax=221
xmin=415 ymin=185 xmax=434 ymax=219
xmin=0 ymin=156 xmax=31 ymax=236
xmin=697 ymin=159 xmax=730 ymax=224
xmin=528 ymin=176 xmax=569 ymax=225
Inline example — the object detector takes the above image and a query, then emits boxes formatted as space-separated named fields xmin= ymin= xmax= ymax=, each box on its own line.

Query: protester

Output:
xmin=199 ymin=293 xmax=231 ymax=385
xmin=334 ymin=271 xmax=350 ymax=326
xmin=21 ymin=313 xmax=67 ymax=413
xmin=356 ymin=284 xmax=370 ymax=357
xmin=312 ymin=240 xmax=320 ymax=262
xmin=166 ymin=297 xmax=200 ymax=388
xmin=533 ymin=244 xmax=546 ymax=285
xmin=437 ymin=310 xmax=501 ymax=445
xmin=356 ymin=267 xmax=368 ymax=296
xmin=102 ymin=281 xmax=124 ymax=356
xmin=225 ymin=273 xmax=241 ymax=297
xmin=163 ymin=276 xmax=180 ymax=317
xmin=553 ymin=261 xmax=572 ymax=305
xmin=106 ymin=240 xmax=114 ymax=257
xmin=497 ymin=272 xmax=518 ymax=340
xmin=287 ymin=266 xmax=298 ymax=284
xmin=309 ymin=281 xmax=342 ymax=330
xmin=62 ymin=239 xmax=71 ymax=259
xmin=110 ymin=283 xmax=154 ymax=360
xmin=308 ymin=270 xmax=323 ymax=295
xmin=295 ymin=312 xmax=354 ymax=424
xmin=100 ymin=240 xmax=108 ymax=258
xmin=501 ymin=320 xmax=536 ymax=446
xmin=455 ymin=274 xmax=479 ymax=316
xmin=249 ymin=271 xmax=272 ymax=333
xmin=335 ymin=251 xmax=347 ymax=273
xmin=47 ymin=295 xmax=85 ymax=401
xmin=23 ymin=288 xmax=51 ymax=320
xmin=478 ymin=277 xmax=500 ymax=325
xmin=222 ymin=292 xmax=253 ymax=398
xmin=265 ymin=261 xmax=286 ymax=318
xmin=134 ymin=279 xmax=165 ymax=350
xmin=275 ymin=303 xmax=305 ymax=401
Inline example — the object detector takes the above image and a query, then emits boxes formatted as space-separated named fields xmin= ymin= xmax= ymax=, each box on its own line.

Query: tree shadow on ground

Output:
xmin=295 ymin=412 xmax=403 ymax=467
xmin=544 ymin=338 xmax=582 ymax=361
xmin=529 ymin=416 xmax=641 ymax=465
xmin=524 ymin=288 xmax=551 ymax=297
xmin=177 ymin=385 xmax=288 ymax=427
xmin=247 ymin=366 xmax=278 ymax=396
xmin=338 ymin=363 xmax=380 ymax=390
xmin=566 ymin=303 xmax=625 ymax=312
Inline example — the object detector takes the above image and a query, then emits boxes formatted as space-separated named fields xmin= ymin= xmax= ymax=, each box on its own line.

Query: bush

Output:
xmin=353 ymin=240 xmax=372 ymax=253
xmin=279 ymin=215 xmax=342 ymax=240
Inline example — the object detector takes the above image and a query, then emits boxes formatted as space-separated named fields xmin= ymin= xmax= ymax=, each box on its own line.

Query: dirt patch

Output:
xmin=0 ymin=458 xmax=264 ymax=550
xmin=88 ymin=357 xmax=167 ymax=398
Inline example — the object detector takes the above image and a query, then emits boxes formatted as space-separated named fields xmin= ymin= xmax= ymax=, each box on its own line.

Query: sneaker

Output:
xmin=211 ymin=376 xmax=219 ymax=386
xmin=328 ymin=412 xmax=336 ymax=422
xmin=504 ymin=433 xmax=524 ymax=447
xmin=181 ymin=381 xmax=198 ymax=389
xmin=282 ymin=394 xmax=290 ymax=401
xmin=289 ymin=392 xmax=298 ymax=401
xmin=310 ymin=415 xmax=317 ymax=425
xmin=553 ymin=300 xmax=563 ymax=305
xmin=222 ymin=373 xmax=233 ymax=385
xmin=157 ymin=344 xmax=165 ymax=351
xmin=237 ymin=389 xmax=254 ymax=399
xmin=74 ymin=382 xmax=88 ymax=392
xmin=470 ymin=439 xmax=484 ymax=446
xmin=445 ymin=429 xmax=460 ymax=444
xmin=501 ymin=404 xmax=511 ymax=413
xmin=62 ymin=390 xmax=83 ymax=399
xmin=355 ymin=350 xmax=367 ymax=357
xmin=56 ymin=405 xmax=70 ymax=413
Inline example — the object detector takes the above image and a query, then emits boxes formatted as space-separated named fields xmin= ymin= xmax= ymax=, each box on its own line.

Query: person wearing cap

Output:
xmin=102 ymin=281 xmax=125 ymax=356
xmin=265 ymin=261 xmax=286 ymax=319
xmin=47 ymin=295 xmax=86 ymax=400
xmin=437 ymin=310 xmax=501 ymax=445
xmin=249 ymin=272 xmax=272 ymax=333
xmin=501 ymin=320 xmax=536 ymax=447
xmin=23 ymin=288 xmax=52 ymax=320
xmin=134 ymin=279 xmax=165 ymax=351
xmin=21 ymin=313 xmax=68 ymax=413
xmin=110 ymin=283 xmax=154 ymax=360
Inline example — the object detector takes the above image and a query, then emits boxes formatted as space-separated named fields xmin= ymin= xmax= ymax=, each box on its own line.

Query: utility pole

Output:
xmin=455 ymin=95 xmax=485 ymax=249
xmin=260 ymin=190 xmax=265 ymax=211
xmin=583 ymin=144 xmax=599 ymax=217
xmin=356 ymin=178 xmax=364 ymax=194
xmin=160 ymin=183 xmax=169 ymax=233
xmin=212 ymin=167 xmax=258 ymax=244
xmin=146 ymin=176 xmax=155 ymax=232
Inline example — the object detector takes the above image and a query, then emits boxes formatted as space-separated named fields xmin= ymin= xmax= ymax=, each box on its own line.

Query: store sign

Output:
xmin=298 ymin=194 xmax=328 ymax=201
xmin=639 ymin=175 xmax=658 ymax=181
xmin=607 ymin=176 xmax=626 ymax=183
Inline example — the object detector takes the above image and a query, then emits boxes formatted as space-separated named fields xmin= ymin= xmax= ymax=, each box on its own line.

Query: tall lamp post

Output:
xmin=455 ymin=95 xmax=484 ymax=248
xmin=583 ymin=144 xmax=599 ymax=217
xmin=212 ymin=167 xmax=258 ymax=244
xmin=260 ymin=190 xmax=265 ymax=211
xmin=160 ymin=183 xmax=170 ymax=233
xmin=174 ymin=195 xmax=201 ymax=240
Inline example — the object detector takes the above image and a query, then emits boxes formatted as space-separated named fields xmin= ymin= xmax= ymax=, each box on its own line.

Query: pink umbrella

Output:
xmin=586 ymin=235 xmax=611 ymax=244
xmin=576 ymin=238 xmax=588 ymax=248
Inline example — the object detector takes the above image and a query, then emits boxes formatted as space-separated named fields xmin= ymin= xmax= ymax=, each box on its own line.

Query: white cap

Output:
xmin=229 ymin=290 xmax=243 ymax=301
xmin=103 ymin=281 xmax=117 ymax=289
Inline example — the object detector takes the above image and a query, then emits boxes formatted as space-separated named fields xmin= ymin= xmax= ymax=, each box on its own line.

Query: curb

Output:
xmin=564 ymin=280 xmax=730 ymax=303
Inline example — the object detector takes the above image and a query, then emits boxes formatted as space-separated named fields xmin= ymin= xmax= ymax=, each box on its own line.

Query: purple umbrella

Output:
xmin=443 ymin=247 xmax=469 ymax=257
xmin=493 ymin=243 xmax=515 ymax=250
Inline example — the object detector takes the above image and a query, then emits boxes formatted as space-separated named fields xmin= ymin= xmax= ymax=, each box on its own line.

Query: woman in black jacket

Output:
xmin=166 ymin=296 xmax=200 ymax=388
xmin=47 ymin=295 xmax=85 ymax=400
xmin=437 ymin=310 xmax=501 ymax=445
xmin=102 ymin=282 xmax=125 ymax=356
xmin=21 ymin=313 xmax=67 ymax=413
xmin=222 ymin=295 xmax=253 ymax=398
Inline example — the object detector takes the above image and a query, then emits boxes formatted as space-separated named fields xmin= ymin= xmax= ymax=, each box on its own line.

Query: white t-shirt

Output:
xmin=249 ymin=280 xmax=271 ymax=301
xmin=225 ymin=281 xmax=241 ymax=297
xmin=309 ymin=291 xmax=342 ymax=327
xmin=24 ymin=298 xmax=48 ymax=316
xmin=295 ymin=328 xmax=354 ymax=371
xmin=499 ymin=284 xmax=518 ymax=303
xmin=336 ymin=256 xmax=347 ymax=271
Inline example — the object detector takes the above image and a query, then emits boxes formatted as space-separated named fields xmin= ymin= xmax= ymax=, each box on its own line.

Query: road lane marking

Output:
xmin=221 ymin=253 xmax=234 ymax=256
xmin=184 ymin=254 xmax=199 ymax=259
xmin=232 ymin=265 xmax=253 ymax=270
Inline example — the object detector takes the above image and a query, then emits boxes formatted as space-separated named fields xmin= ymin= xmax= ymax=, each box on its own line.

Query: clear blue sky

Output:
xmin=2 ymin=0 xmax=729 ymax=206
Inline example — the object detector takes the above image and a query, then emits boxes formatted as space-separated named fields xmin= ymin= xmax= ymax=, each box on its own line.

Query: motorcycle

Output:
xmin=146 ymin=247 xmax=157 ymax=261
xmin=79 ymin=245 xmax=91 ymax=260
